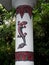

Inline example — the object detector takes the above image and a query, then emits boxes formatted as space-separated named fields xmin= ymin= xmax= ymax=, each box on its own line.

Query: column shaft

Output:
xmin=15 ymin=5 xmax=34 ymax=65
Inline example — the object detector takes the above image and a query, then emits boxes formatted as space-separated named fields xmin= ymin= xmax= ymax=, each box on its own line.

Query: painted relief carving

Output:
xmin=17 ymin=21 xmax=27 ymax=49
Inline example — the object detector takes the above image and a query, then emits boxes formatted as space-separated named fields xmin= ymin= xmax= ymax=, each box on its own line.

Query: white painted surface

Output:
xmin=15 ymin=13 xmax=34 ymax=52
xmin=12 ymin=0 xmax=36 ymax=8
xmin=15 ymin=61 xmax=34 ymax=65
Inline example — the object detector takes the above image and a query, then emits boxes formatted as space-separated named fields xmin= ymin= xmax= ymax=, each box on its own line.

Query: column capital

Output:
xmin=12 ymin=0 xmax=36 ymax=9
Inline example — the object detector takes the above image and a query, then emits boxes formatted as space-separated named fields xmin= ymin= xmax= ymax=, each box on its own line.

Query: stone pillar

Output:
xmin=12 ymin=0 xmax=36 ymax=65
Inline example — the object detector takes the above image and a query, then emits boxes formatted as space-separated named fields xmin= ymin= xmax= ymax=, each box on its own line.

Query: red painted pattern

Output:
xmin=16 ymin=5 xmax=32 ymax=18
xmin=15 ymin=52 xmax=34 ymax=61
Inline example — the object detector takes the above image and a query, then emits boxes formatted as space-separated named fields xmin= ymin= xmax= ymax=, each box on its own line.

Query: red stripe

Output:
xmin=15 ymin=52 xmax=34 ymax=61
xmin=16 ymin=5 xmax=32 ymax=18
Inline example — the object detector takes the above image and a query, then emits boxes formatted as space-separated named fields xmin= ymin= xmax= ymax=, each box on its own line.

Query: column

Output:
xmin=15 ymin=5 xmax=34 ymax=65
xmin=12 ymin=0 xmax=36 ymax=65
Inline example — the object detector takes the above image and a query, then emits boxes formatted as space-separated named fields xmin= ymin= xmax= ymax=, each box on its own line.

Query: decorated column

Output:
xmin=12 ymin=0 xmax=36 ymax=65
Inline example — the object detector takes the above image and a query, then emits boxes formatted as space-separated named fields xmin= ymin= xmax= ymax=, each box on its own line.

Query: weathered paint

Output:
xmin=15 ymin=5 xmax=34 ymax=65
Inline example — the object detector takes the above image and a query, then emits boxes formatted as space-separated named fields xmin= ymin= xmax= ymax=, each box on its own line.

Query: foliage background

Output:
xmin=33 ymin=0 xmax=49 ymax=65
xmin=0 ymin=0 xmax=49 ymax=65
xmin=0 ymin=4 xmax=15 ymax=65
